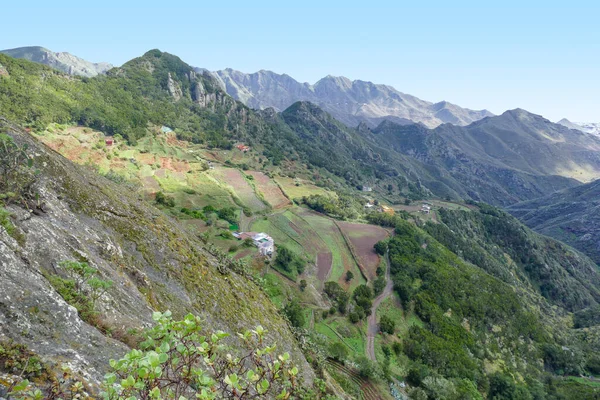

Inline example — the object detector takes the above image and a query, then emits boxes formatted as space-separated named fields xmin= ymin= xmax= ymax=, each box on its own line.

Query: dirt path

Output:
xmin=366 ymin=250 xmax=394 ymax=361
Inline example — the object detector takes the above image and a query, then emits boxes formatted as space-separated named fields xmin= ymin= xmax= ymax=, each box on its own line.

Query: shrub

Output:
xmin=328 ymin=342 xmax=348 ymax=362
xmin=283 ymin=299 xmax=305 ymax=328
xmin=379 ymin=315 xmax=395 ymax=334
xmin=155 ymin=191 xmax=175 ymax=207
xmin=345 ymin=271 xmax=354 ymax=282
xmin=100 ymin=311 xmax=299 ymax=399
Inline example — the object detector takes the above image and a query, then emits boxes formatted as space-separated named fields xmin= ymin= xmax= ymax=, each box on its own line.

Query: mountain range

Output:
xmin=0 ymin=46 xmax=113 ymax=77
xmin=211 ymin=68 xmax=494 ymax=128
xmin=1 ymin=46 xmax=492 ymax=128
xmin=2 ymin=47 xmax=600 ymax=399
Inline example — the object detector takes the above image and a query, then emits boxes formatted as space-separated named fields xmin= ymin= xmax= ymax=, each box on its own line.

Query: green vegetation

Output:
xmin=283 ymin=298 xmax=306 ymax=328
xmin=274 ymin=245 xmax=306 ymax=280
xmin=47 ymin=261 xmax=113 ymax=326
xmin=379 ymin=315 xmax=395 ymax=334
xmin=0 ymin=132 xmax=36 ymax=204
xmin=302 ymin=194 xmax=362 ymax=220
xmin=323 ymin=281 xmax=349 ymax=314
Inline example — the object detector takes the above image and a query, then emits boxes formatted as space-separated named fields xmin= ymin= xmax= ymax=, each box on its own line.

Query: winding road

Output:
xmin=366 ymin=250 xmax=394 ymax=361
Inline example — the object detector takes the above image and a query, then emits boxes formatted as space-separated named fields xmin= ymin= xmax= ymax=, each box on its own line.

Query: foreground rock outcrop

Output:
xmin=0 ymin=118 xmax=313 ymax=391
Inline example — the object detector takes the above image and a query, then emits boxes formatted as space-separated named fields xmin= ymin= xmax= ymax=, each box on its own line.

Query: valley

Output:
xmin=1 ymin=48 xmax=600 ymax=400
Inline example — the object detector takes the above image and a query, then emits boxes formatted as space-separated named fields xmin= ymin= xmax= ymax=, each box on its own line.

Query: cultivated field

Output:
xmin=294 ymin=208 xmax=365 ymax=290
xmin=211 ymin=167 xmax=268 ymax=213
xmin=274 ymin=177 xmax=335 ymax=201
xmin=337 ymin=222 xmax=389 ymax=281
xmin=248 ymin=171 xmax=290 ymax=209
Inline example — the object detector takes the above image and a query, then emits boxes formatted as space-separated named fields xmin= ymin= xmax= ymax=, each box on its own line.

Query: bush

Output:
xmin=328 ymin=342 xmax=348 ymax=362
xmin=345 ymin=271 xmax=354 ymax=282
xmin=283 ymin=299 xmax=305 ymax=328
xmin=99 ymin=311 xmax=300 ymax=399
xmin=274 ymin=246 xmax=306 ymax=277
xmin=356 ymin=356 xmax=375 ymax=379
xmin=379 ymin=315 xmax=395 ymax=334
xmin=155 ymin=191 xmax=175 ymax=207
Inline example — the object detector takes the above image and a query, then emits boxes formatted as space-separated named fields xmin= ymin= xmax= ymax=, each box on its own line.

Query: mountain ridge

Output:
xmin=212 ymin=68 xmax=493 ymax=128
xmin=0 ymin=46 xmax=113 ymax=77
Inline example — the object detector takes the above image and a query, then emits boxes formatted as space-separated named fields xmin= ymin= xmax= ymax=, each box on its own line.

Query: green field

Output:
xmin=274 ymin=176 xmax=335 ymax=201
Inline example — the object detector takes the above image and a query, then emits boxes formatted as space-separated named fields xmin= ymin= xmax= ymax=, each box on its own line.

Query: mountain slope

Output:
xmin=0 ymin=117 xmax=313 ymax=390
xmin=212 ymin=68 xmax=493 ymax=128
xmin=370 ymin=109 xmax=600 ymax=205
xmin=1 ymin=50 xmax=597 ymax=207
xmin=508 ymin=178 xmax=600 ymax=266
xmin=0 ymin=46 xmax=113 ymax=77
xmin=557 ymin=118 xmax=600 ymax=137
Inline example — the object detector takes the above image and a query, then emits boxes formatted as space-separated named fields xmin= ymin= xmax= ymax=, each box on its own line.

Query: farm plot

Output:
xmin=337 ymin=222 xmax=389 ymax=281
xmin=248 ymin=171 xmax=290 ymax=209
xmin=274 ymin=177 xmax=335 ymax=201
xmin=294 ymin=209 xmax=365 ymax=289
xmin=211 ymin=167 xmax=268 ymax=213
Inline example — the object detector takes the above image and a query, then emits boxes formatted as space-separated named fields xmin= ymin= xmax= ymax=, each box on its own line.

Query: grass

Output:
xmin=274 ymin=176 xmax=334 ymax=201
xmin=315 ymin=317 xmax=366 ymax=356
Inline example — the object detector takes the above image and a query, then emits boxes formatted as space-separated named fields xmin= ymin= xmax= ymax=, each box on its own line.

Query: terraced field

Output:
xmin=248 ymin=171 xmax=290 ymax=209
xmin=274 ymin=176 xmax=335 ymax=201
xmin=211 ymin=167 xmax=268 ymax=213
xmin=326 ymin=359 xmax=390 ymax=400
xmin=295 ymin=209 xmax=365 ymax=290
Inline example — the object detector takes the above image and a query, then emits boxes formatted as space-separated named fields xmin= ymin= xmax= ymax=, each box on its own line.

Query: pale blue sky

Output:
xmin=1 ymin=1 xmax=598 ymax=121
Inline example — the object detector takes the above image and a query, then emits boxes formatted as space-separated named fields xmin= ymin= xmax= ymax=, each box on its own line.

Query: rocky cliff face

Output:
xmin=212 ymin=68 xmax=493 ymax=128
xmin=0 ymin=46 xmax=113 ymax=77
xmin=0 ymin=118 xmax=313 ymax=391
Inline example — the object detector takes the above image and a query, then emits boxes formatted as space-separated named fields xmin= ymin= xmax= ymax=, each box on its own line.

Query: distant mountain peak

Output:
xmin=0 ymin=46 xmax=113 ymax=77
xmin=213 ymin=68 xmax=493 ymax=128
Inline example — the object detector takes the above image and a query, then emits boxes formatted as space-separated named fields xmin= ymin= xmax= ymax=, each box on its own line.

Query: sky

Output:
xmin=1 ymin=0 xmax=598 ymax=121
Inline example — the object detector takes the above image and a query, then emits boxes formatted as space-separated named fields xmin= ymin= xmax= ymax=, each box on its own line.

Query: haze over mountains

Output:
xmin=212 ymin=68 xmax=494 ymax=128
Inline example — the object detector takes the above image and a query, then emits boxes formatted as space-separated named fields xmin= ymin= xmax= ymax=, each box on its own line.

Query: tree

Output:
xmin=379 ymin=315 xmax=395 ymax=334
xmin=345 ymin=271 xmax=354 ymax=282
xmin=328 ymin=342 xmax=348 ymax=362
xmin=353 ymin=285 xmax=373 ymax=317
xmin=356 ymin=356 xmax=375 ymax=379
xmin=374 ymin=240 xmax=388 ymax=256
xmin=283 ymin=299 xmax=305 ymax=328
xmin=299 ymin=279 xmax=307 ymax=291
xmin=373 ymin=276 xmax=386 ymax=296
xmin=101 ymin=311 xmax=299 ymax=399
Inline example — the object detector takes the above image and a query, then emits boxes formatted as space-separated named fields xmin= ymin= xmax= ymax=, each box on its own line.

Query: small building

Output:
xmin=236 ymin=144 xmax=250 ymax=152
xmin=365 ymin=203 xmax=375 ymax=209
xmin=105 ymin=138 xmax=114 ymax=146
xmin=362 ymin=186 xmax=373 ymax=192
xmin=237 ymin=231 xmax=274 ymax=256
xmin=161 ymin=126 xmax=173 ymax=134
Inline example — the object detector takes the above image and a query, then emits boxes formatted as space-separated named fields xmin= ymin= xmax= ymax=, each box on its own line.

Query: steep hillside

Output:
xmin=0 ymin=118 xmax=313 ymax=391
xmin=371 ymin=109 xmax=600 ymax=205
xmin=0 ymin=46 xmax=113 ymax=77
xmin=508 ymin=179 xmax=600 ymax=266
xmin=213 ymin=69 xmax=493 ymax=128
xmin=1 ymin=50 xmax=597 ymax=208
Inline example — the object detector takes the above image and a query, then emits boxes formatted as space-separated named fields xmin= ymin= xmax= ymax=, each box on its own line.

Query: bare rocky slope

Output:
xmin=0 ymin=46 xmax=112 ymax=77
xmin=211 ymin=68 xmax=493 ymax=128
xmin=0 ymin=117 xmax=313 ymax=391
